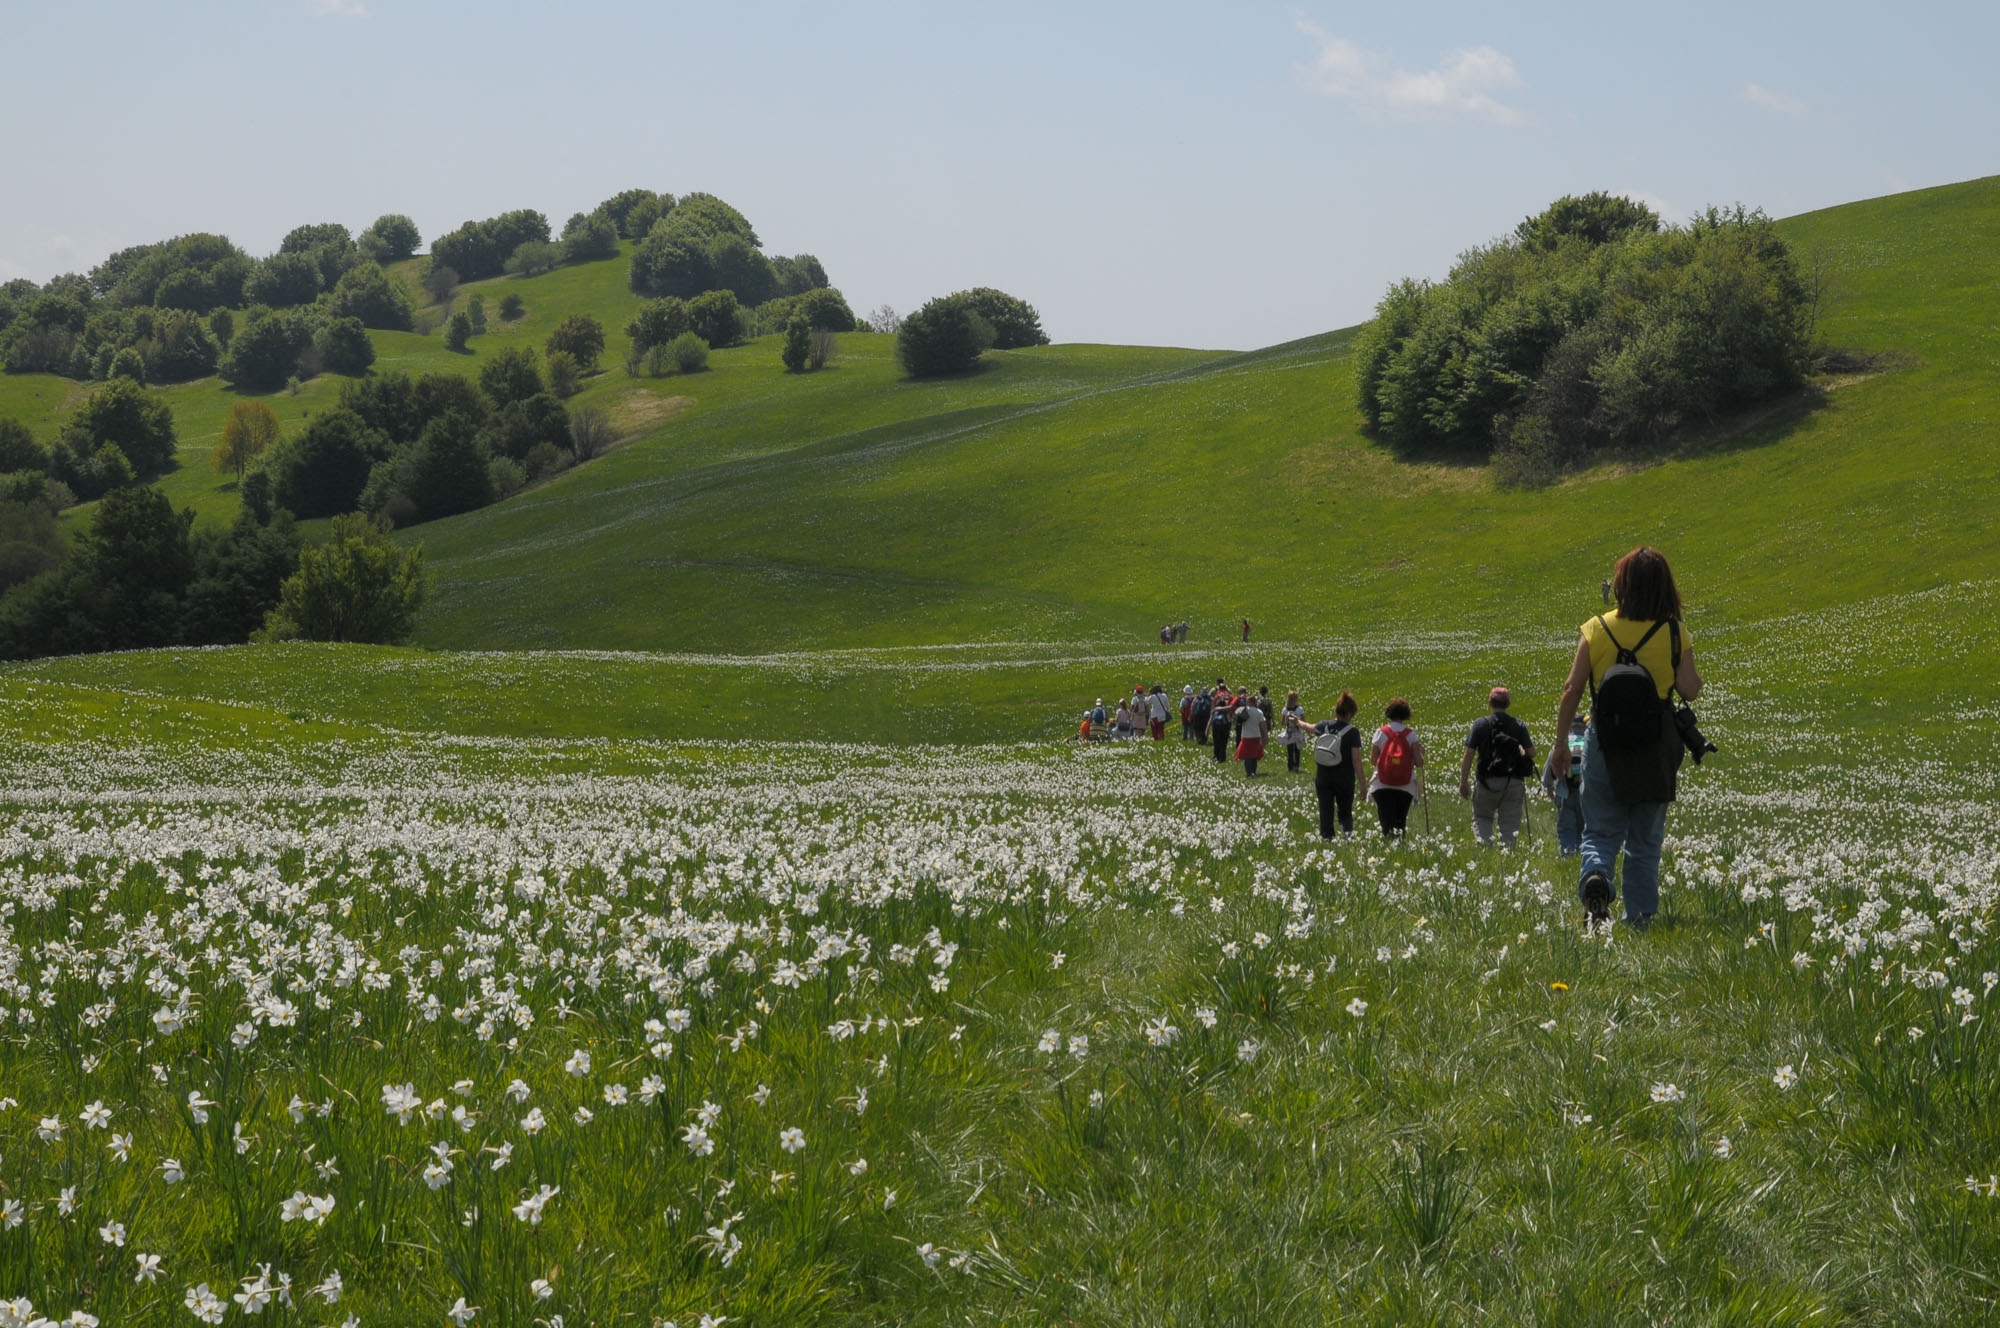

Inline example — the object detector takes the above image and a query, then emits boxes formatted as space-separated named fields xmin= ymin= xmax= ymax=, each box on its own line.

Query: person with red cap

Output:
xmin=1458 ymin=685 xmax=1537 ymax=847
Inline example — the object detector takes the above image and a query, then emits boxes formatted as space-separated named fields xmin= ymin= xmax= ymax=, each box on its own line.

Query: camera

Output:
xmin=1674 ymin=704 xmax=1717 ymax=765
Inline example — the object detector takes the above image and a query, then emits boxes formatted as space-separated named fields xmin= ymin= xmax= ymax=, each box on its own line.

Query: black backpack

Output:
xmin=1192 ymin=695 xmax=1212 ymax=728
xmin=1591 ymin=617 xmax=1679 ymax=752
xmin=1477 ymin=713 xmax=1536 ymax=782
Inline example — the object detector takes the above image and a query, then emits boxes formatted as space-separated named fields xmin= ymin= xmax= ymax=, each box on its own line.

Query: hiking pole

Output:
xmin=1421 ymin=781 xmax=1431 ymax=835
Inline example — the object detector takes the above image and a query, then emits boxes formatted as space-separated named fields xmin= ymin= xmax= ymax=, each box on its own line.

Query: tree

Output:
xmin=629 ymin=229 xmax=713 ymax=298
xmin=108 ymin=347 xmax=146 ymax=383
xmin=262 ymin=513 xmax=427 ymax=643
xmin=780 ymin=315 xmax=812 ymax=372
xmin=668 ymin=332 xmax=709 ymax=374
xmin=561 ymin=212 xmax=620 ymax=263
xmin=569 ymin=404 xmax=613 ymax=460
xmin=246 ymin=252 xmax=324 ymax=308
xmin=770 ymin=254 xmax=830 ymax=297
xmin=0 ymin=499 xmax=61 ymax=594
xmin=1516 ymin=193 xmax=1661 ymax=252
xmin=214 ymin=399 xmax=281 ymax=482
xmin=481 ymin=392 xmax=570 ymax=461
xmin=1 ymin=486 xmax=196 ymax=657
xmin=545 ymin=313 xmax=605 ymax=371
xmin=0 ymin=418 xmax=45 ymax=473
xmin=181 ymin=507 xmax=302 ymax=645
xmin=423 ymin=264 xmax=459 ymax=306
xmin=809 ymin=328 xmax=837 ymax=371
xmin=444 ymin=312 xmax=473 ymax=352
xmin=594 ymin=188 xmax=670 ymax=238
xmin=407 ymin=412 xmax=493 ymax=521
xmin=143 ymin=310 xmax=221 ymax=382
xmin=358 ymin=214 xmax=422 ymax=263
xmin=796 ymin=288 xmax=856 ymax=332
xmin=430 ymin=210 xmax=551 ymax=282
xmin=264 ymin=408 xmax=385 ymax=518
xmin=708 ymin=235 xmax=775 ymax=306
xmin=313 ymin=316 xmax=375 ymax=376
xmin=221 ymin=309 xmax=312 ymax=390
xmin=545 ymin=350 xmax=581 ymax=398
xmin=60 ymin=377 xmax=177 ymax=475
xmin=479 ymin=346 xmax=544 ymax=407
xmin=956 ymin=288 xmax=1048 ymax=349
xmin=498 ymin=293 xmax=524 ymax=321
xmin=626 ymin=298 xmax=690 ymax=353
xmin=466 ymin=295 xmax=487 ymax=335
xmin=686 ymin=290 xmax=745 ymax=348
xmin=329 ymin=262 xmax=415 ymax=331
xmin=866 ymin=304 xmax=902 ymax=334
xmin=896 ymin=296 xmax=995 ymax=377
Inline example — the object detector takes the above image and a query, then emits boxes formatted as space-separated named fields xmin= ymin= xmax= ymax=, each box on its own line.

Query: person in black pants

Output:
xmin=1367 ymin=697 xmax=1425 ymax=839
xmin=1309 ymin=690 xmax=1364 ymax=836
xmin=1209 ymin=687 xmax=1234 ymax=761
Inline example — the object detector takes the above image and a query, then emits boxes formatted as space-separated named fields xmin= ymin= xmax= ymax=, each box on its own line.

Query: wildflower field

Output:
xmin=2 ymin=580 xmax=1998 ymax=1326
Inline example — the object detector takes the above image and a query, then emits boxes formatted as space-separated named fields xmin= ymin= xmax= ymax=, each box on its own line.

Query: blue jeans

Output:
xmin=1577 ymin=727 xmax=1669 ymax=921
xmin=1552 ymin=782 xmax=1584 ymax=856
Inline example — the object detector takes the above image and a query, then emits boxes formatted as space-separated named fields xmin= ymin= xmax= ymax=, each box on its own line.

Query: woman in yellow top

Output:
xmin=1551 ymin=547 xmax=1703 ymax=928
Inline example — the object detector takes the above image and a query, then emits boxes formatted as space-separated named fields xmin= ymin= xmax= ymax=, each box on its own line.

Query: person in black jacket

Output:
xmin=1457 ymin=686 xmax=1535 ymax=847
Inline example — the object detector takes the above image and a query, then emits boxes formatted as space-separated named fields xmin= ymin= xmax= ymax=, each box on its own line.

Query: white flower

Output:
xmin=36 ymin=1116 xmax=62 ymax=1142
xmin=682 ymin=1123 xmax=714 ymax=1157
xmin=640 ymin=1075 xmax=665 ymax=1105
xmin=108 ymin=1132 xmax=132 ymax=1162
xmin=1714 ymin=1136 xmax=1734 ymax=1159
xmin=423 ymin=1156 xmax=454 ymax=1190
xmin=505 ymin=1079 xmax=531 ymax=1104
xmin=0 ymin=1199 xmax=20 ymax=1229
xmin=159 ymin=1157 xmax=185 ymax=1184
xmin=665 ymin=1008 xmax=692 ymax=1032
xmin=311 ymin=1271 xmax=343 ymax=1304
xmin=698 ymin=1099 xmax=722 ymax=1128
xmin=572 ymin=1106 xmax=594 ymax=1126
xmin=1650 ymin=1082 xmax=1685 ymax=1104
xmin=185 ymin=1284 xmax=226 ymax=1324
xmin=1221 ymin=941 xmax=1240 ymax=959
xmin=512 ymin=1183 xmax=559 ymax=1225
xmin=1236 ymin=1039 xmax=1260 ymax=1063
xmin=79 ymin=1101 xmax=110 ymax=1130
xmin=1037 ymin=1029 xmax=1060 ymax=1054
xmin=1773 ymin=1064 xmax=1799 ymax=1090
xmin=522 ymin=1107 xmax=547 ymax=1135
xmin=448 ymin=1297 xmax=478 ymax=1326
xmin=1049 ymin=951 xmax=1065 ymax=969
xmin=779 ymin=1127 xmax=806 ymax=1154
xmin=1193 ymin=1006 xmax=1217 ymax=1030
xmin=134 ymin=1252 xmax=162 ymax=1283
xmin=489 ymin=1142 xmax=514 ymax=1171
xmin=153 ymin=1006 xmax=185 ymax=1035
xmin=1087 ymin=1089 xmax=1105 ymax=1108
xmin=916 ymin=1242 xmax=942 ymax=1268
xmin=281 ymin=1191 xmax=335 ymax=1224
xmin=98 ymin=1219 xmax=126 ymax=1246
xmin=1143 ymin=1018 xmax=1179 ymax=1047
xmin=230 ymin=1021 xmax=258 ymax=1049
xmin=1346 ymin=998 xmax=1368 ymax=1019
xmin=848 ymin=1157 xmax=868 ymax=1176
xmin=532 ymin=1277 xmax=554 ymax=1300
xmin=565 ymin=1049 xmax=591 ymax=1077
xmin=1538 ymin=1019 xmax=1558 ymax=1032
xmin=1067 ymin=1034 xmax=1089 ymax=1059
xmin=57 ymin=1186 xmax=77 ymax=1216
xmin=751 ymin=1083 xmax=771 ymax=1107
xmin=380 ymin=1083 xmax=419 ymax=1124
xmin=603 ymin=1084 xmax=628 ymax=1106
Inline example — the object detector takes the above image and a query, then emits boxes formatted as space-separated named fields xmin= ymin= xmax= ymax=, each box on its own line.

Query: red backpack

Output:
xmin=1376 ymin=726 xmax=1416 ymax=785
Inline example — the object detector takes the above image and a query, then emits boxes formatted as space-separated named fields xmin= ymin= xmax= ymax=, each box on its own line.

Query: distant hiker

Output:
xmin=1147 ymin=684 xmax=1171 ymax=741
xmin=1601 ymin=578 xmax=1612 ymax=606
xmin=1179 ymin=685 xmax=1196 ymax=740
xmin=1311 ymin=691 xmax=1365 ymax=837
xmin=1553 ymin=546 xmax=1705 ymax=928
xmin=1233 ymin=692 xmax=1268 ymax=777
xmin=1241 ymin=618 xmax=1252 ymax=643
xmin=1368 ymin=698 xmax=1426 ymax=839
xmin=1160 ymin=625 xmax=1172 ymax=646
xmin=1175 ymin=621 xmax=1189 ymax=644
xmin=1457 ymin=686 xmax=1536 ymax=847
xmin=1209 ymin=682 xmax=1235 ymax=762
xmin=1092 ymin=698 xmax=1107 ymax=727
xmin=1280 ymin=690 xmax=1308 ymax=773
xmin=1191 ymin=687 xmax=1213 ymax=743
xmin=1542 ymin=712 xmax=1589 ymax=856
xmin=1113 ymin=698 xmax=1136 ymax=738
xmin=1257 ymin=686 xmax=1274 ymax=726
xmin=1076 ymin=711 xmax=1095 ymax=742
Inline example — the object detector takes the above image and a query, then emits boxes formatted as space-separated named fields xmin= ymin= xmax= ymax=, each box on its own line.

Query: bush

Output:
xmin=629 ymin=229 xmax=713 ymax=298
xmin=686 ymin=290 xmax=745 ymax=348
xmin=488 ymin=456 xmax=526 ymax=499
xmin=769 ymin=253 xmax=830 ymax=298
xmin=669 ymin=332 xmax=709 ymax=374
xmin=544 ymin=313 xmax=605 ymax=371
xmin=594 ymin=189 xmax=670 ymax=239
xmin=108 ymin=347 xmax=146 ymax=383
xmin=264 ymin=408 xmax=386 ymax=518
xmin=479 ymin=346 xmax=544 ymax=407
xmin=644 ymin=343 xmax=672 ymax=377
xmin=481 ymin=392 xmax=570 ymax=462
xmin=524 ymin=440 xmax=571 ymax=479
xmin=466 ymin=295 xmax=487 ymax=336
xmin=444 ymin=312 xmax=473 ymax=352
xmin=955 ymin=288 xmax=1048 ymax=349
xmin=213 ymin=399 xmax=281 ymax=482
xmin=407 ymin=412 xmax=493 ymax=521
xmin=358 ymin=214 xmax=422 ymax=263
xmin=59 ymin=377 xmax=177 ymax=476
xmin=780 ymin=315 xmax=811 ymax=373
xmin=314 ymin=316 xmax=375 ymax=376
xmin=809 ymin=329 xmax=837 ymax=371
xmin=503 ymin=241 xmax=563 ymax=278
xmin=245 ymin=252 xmax=323 ymax=308
xmin=1353 ymin=197 xmax=1810 ymax=477
xmin=627 ymin=298 xmax=690 ymax=354
xmin=430 ymin=210 xmax=550 ymax=282
xmin=568 ymin=405 xmax=612 ymax=460
xmin=545 ymin=350 xmax=581 ymax=399
xmin=222 ymin=308 xmax=313 ymax=391
xmin=561 ymin=212 xmax=620 ymax=263
xmin=208 ymin=309 xmax=234 ymax=347
xmin=142 ymin=310 xmax=221 ymax=382
xmin=896 ymin=295 xmax=995 ymax=377
xmin=261 ymin=513 xmax=426 ymax=644
xmin=498 ymin=293 xmax=524 ymax=322
xmin=423 ymin=264 xmax=459 ymax=306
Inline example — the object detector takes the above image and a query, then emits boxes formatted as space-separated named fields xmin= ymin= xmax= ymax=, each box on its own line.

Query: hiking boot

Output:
xmin=1581 ymin=872 xmax=1613 ymax=926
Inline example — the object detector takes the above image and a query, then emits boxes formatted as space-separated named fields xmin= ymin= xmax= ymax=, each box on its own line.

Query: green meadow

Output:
xmin=0 ymin=178 xmax=1998 ymax=1324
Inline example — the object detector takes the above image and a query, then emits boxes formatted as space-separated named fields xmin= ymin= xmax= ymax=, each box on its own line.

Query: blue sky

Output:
xmin=2 ymin=1 xmax=1993 ymax=348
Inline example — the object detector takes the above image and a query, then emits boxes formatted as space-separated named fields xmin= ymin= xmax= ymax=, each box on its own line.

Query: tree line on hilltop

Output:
xmin=1355 ymin=192 xmax=1820 ymax=485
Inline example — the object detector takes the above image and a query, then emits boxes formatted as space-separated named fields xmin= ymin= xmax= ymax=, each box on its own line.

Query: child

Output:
xmin=1541 ymin=713 xmax=1589 ymax=855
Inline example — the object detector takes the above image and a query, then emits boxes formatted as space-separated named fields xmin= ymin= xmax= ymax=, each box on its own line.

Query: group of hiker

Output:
xmin=1080 ymin=547 xmax=1711 ymax=930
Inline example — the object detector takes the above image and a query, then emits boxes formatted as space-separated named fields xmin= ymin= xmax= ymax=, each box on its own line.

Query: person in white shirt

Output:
xmin=1233 ymin=695 xmax=1268 ymax=777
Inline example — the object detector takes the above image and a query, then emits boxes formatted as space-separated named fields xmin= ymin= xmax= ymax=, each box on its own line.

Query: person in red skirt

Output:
xmin=1233 ymin=691 xmax=1268 ymax=776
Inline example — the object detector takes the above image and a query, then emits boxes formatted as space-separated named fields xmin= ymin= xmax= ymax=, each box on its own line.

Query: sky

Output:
xmin=2 ymin=1 xmax=1995 ymax=349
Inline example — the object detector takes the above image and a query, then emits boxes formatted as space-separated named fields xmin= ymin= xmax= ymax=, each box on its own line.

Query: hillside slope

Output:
xmin=407 ymin=176 xmax=2000 ymax=653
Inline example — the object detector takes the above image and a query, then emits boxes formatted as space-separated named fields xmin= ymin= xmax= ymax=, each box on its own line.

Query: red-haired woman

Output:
xmin=1552 ymin=546 xmax=1704 ymax=929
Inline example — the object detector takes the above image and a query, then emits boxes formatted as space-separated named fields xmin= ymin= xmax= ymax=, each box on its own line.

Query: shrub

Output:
xmin=544 ymin=313 xmax=605 ymax=372
xmin=423 ymin=264 xmax=459 ymax=306
xmin=686 ymin=290 xmax=745 ymax=348
xmin=213 ymin=399 xmax=281 ymax=482
xmin=669 ymin=332 xmax=709 ymax=374
xmin=142 ymin=310 xmax=221 ymax=382
xmin=466 ymin=295 xmax=487 ymax=336
xmin=1516 ymin=192 xmax=1661 ymax=252
xmin=261 ymin=512 xmax=426 ymax=644
xmin=956 ymin=288 xmax=1048 ymax=349
xmin=780 ymin=315 xmax=811 ymax=373
xmin=545 ymin=350 xmax=581 ymax=399
xmin=809 ymin=329 xmax=837 ymax=371
xmin=866 ymin=304 xmax=901 ymax=334
xmin=896 ymin=295 xmax=995 ymax=377
xmin=645 ymin=343 xmax=672 ymax=377
xmin=498 ymin=293 xmax=524 ymax=322
xmin=629 ymin=229 xmax=713 ymax=299
xmin=0 ymin=419 xmax=45 ymax=474
xmin=627 ymin=298 xmax=690 ymax=354
xmin=58 ymin=377 xmax=177 ymax=476
xmin=430 ymin=210 xmax=550 ymax=282
xmin=245 ymin=252 xmax=323 ymax=308
xmin=593 ymin=188 xmax=670 ymax=239
xmin=314 ymin=316 xmax=375 ymax=376
xmin=222 ymin=308 xmax=313 ymax=390
xmin=479 ymin=346 xmax=544 ymax=407
xmin=108 ymin=347 xmax=146 ymax=383
xmin=524 ymin=440 xmax=570 ymax=479
xmin=444 ymin=312 xmax=473 ymax=352
xmin=569 ymin=405 xmax=612 ymax=460
xmin=503 ymin=241 xmax=563 ymax=278
xmin=769 ymin=253 xmax=829 ymax=298
xmin=488 ymin=455 xmax=526 ymax=499
xmin=209 ymin=309 xmax=234 ymax=347
xmin=481 ymin=392 xmax=570 ymax=462
xmin=407 ymin=412 xmax=493 ymax=521
xmin=358 ymin=214 xmax=422 ymax=263
xmin=329 ymin=262 xmax=415 ymax=331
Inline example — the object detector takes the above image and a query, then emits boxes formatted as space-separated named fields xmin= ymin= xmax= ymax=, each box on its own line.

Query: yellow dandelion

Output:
xmin=1550 ymin=981 xmax=1570 ymax=992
